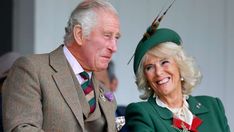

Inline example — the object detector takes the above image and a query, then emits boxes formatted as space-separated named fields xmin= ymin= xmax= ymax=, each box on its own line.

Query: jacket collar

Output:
xmin=148 ymin=95 xmax=173 ymax=119
xmin=148 ymin=95 xmax=209 ymax=120
xmin=49 ymin=45 xmax=85 ymax=131
xmin=95 ymin=78 xmax=117 ymax=132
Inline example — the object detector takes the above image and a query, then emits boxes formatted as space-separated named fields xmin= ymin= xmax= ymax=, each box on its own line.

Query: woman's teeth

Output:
xmin=157 ymin=77 xmax=169 ymax=85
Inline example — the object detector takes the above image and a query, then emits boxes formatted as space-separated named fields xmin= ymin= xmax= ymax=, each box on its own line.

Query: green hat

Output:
xmin=133 ymin=28 xmax=182 ymax=74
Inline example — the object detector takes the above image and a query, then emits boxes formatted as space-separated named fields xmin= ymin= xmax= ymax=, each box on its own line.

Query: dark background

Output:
xmin=0 ymin=0 xmax=13 ymax=56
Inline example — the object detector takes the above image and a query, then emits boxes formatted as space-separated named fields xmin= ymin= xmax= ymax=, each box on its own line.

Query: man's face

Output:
xmin=80 ymin=11 xmax=120 ymax=71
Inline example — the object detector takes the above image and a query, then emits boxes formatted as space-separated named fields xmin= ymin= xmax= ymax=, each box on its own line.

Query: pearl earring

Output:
xmin=181 ymin=77 xmax=184 ymax=81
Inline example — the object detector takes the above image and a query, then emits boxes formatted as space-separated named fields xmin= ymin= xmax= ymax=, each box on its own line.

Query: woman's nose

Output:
xmin=155 ymin=65 xmax=163 ymax=76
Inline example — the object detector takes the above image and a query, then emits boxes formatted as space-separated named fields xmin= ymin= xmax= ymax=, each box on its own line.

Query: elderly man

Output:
xmin=2 ymin=0 xmax=121 ymax=132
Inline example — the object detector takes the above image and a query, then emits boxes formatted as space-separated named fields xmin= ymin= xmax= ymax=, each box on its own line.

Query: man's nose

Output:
xmin=109 ymin=38 xmax=118 ymax=52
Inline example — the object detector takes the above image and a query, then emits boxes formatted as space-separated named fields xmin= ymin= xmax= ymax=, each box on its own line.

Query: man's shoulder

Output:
xmin=25 ymin=53 xmax=49 ymax=61
xmin=13 ymin=54 xmax=49 ymax=68
xmin=15 ymin=45 xmax=63 ymax=65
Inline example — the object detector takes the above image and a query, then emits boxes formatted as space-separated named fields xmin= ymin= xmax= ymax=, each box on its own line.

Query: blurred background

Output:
xmin=1 ymin=0 xmax=233 ymax=130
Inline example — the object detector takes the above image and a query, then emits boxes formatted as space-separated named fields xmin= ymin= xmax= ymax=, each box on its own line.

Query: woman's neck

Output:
xmin=158 ymin=93 xmax=184 ymax=108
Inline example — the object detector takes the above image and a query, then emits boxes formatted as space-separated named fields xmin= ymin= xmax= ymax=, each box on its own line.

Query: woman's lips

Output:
xmin=157 ymin=77 xmax=170 ymax=85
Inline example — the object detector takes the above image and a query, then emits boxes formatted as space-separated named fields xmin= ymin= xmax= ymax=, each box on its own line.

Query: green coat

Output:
xmin=126 ymin=95 xmax=230 ymax=132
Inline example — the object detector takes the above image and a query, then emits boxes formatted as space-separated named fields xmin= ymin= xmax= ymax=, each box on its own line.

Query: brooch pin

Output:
xmin=99 ymin=91 xmax=114 ymax=102
xmin=100 ymin=94 xmax=106 ymax=102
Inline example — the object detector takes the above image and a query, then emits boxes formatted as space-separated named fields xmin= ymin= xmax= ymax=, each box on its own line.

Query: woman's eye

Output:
xmin=161 ymin=60 xmax=169 ymax=65
xmin=145 ymin=65 xmax=153 ymax=71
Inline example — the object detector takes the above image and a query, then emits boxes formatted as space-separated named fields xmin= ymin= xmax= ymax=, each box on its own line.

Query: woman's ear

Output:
xmin=73 ymin=25 xmax=83 ymax=46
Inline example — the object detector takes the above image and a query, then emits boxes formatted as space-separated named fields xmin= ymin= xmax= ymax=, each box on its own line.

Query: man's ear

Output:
xmin=73 ymin=25 xmax=83 ymax=46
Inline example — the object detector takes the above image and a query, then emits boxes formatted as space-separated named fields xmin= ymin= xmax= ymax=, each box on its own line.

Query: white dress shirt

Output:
xmin=63 ymin=46 xmax=92 ymax=84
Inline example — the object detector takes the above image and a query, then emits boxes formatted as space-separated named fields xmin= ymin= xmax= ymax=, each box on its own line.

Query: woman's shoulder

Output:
xmin=191 ymin=95 xmax=224 ymax=110
xmin=126 ymin=101 xmax=153 ymax=113
xmin=127 ymin=101 xmax=151 ymax=108
xmin=193 ymin=95 xmax=216 ymax=100
xmin=193 ymin=95 xmax=220 ymax=103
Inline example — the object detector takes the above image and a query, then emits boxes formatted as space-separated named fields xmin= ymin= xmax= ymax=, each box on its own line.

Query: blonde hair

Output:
xmin=136 ymin=42 xmax=202 ymax=100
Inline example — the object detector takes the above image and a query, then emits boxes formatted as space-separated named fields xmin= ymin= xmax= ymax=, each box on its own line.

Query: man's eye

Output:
xmin=115 ymin=35 xmax=120 ymax=40
xmin=104 ymin=34 xmax=111 ymax=38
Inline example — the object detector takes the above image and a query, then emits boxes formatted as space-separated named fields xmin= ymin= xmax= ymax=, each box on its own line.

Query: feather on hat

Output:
xmin=129 ymin=0 xmax=182 ymax=74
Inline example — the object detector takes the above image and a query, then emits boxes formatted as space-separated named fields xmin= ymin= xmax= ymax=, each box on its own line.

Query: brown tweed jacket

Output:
xmin=2 ymin=45 xmax=117 ymax=132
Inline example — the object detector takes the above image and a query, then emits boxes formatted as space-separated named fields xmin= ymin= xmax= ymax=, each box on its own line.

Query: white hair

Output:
xmin=63 ymin=0 xmax=118 ymax=45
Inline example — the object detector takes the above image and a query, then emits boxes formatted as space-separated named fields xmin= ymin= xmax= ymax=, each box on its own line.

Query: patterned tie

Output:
xmin=79 ymin=71 xmax=96 ymax=113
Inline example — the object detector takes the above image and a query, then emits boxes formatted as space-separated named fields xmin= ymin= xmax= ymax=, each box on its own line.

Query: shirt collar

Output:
xmin=155 ymin=94 xmax=189 ymax=109
xmin=155 ymin=94 xmax=193 ymax=125
xmin=63 ymin=46 xmax=92 ymax=78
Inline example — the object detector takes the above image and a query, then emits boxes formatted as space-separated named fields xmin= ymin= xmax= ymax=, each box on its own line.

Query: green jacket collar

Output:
xmin=148 ymin=95 xmax=209 ymax=120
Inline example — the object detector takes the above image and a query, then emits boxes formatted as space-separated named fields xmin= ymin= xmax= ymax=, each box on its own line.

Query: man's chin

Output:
xmin=94 ymin=65 xmax=108 ymax=72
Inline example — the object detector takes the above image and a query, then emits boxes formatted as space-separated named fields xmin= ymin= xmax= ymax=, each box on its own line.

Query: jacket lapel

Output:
xmin=148 ymin=95 xmax=173 ymax=120
xmin=148 ymin=95 xmax=177 ymax=131
xmin=187 ymin=95 xmax=209 ymax=115
xmin=49 ymin=45 xmax=85 ymax=130
xmin=94 ymin=77 xmax=117 ymax=132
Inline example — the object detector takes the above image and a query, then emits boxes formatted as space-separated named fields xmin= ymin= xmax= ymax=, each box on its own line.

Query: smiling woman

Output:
xmin=137 ymin=41 xmax=201 ymax=100
xmin=125 ymin=7 xmax=230 ymax=131
xmin=126 ymin=27 xmax=230 ymax=132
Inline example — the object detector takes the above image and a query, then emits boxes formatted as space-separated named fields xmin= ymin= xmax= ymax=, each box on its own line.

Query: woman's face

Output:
xmin=143 ymin=53 xmax=182 ymax=98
